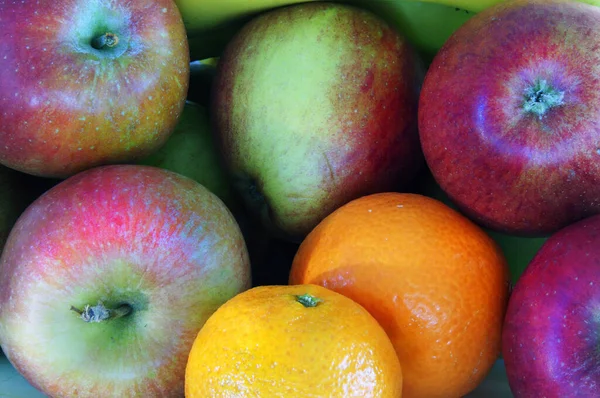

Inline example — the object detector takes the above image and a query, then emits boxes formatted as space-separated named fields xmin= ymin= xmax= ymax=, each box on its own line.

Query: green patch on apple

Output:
xmin=136 ymin=101 xmax=236 ymax=212
xmin=70 ymin=3 xmax=133 ymax=60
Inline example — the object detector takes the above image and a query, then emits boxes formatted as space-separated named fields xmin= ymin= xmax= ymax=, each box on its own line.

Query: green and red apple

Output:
xmin=0 ymin=165 xmax=251 ymax=397
xmin=419 ymin=0 xmax=600 ymax=236
xmin=212 ymin=2 xmax=424 ymax=241
xmin=0 ymin=0 xmax=189 ymax=178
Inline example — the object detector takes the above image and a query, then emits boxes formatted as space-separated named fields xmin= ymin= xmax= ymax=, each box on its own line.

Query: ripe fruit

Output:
xmin=185 ymin=284 xmax=403 ymax=397
xmin=0 ymin=165 xmax=251 ymax=397
xmin=419 ymin=0 xmax=600 ymax=235
xmin=503 ymin=214 xmax=600 ymax=397
xmin=0 ymin=0 xmax=189 ymax=177
xmin=290 ymin=192 xmax=510 ymax=398
xmin=345 ymin=0 xmax=475 ymax=63
xmin=136 ymin=101 xmax=236 ymax=210
xmin=414 ymin=167 xmax=547 ymax=282
xmin=418 ymin=0 xmax=600 ymax=13
xmin=212 ymin=2 xmax=424 ymax=241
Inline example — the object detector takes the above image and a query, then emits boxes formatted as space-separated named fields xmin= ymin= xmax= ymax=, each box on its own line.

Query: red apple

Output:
xmin=0 ymin=165 xmax=251 ymax=397
xmin=502 ymin=213 xmax=600 ymax=397
xmin=0 ymin=0 xmax=189 ymax=178
xmin=418 ymin=0 xmax=600 ymax=236
xmin=211 ymin=2 xmax=424 ymax=241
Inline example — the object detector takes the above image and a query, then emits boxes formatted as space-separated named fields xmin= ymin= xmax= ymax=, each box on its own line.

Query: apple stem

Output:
xmin=296 ymin=294 xmax=322 ymax=308
xmin=522 ymin=79 xmax=564 ymax=119
xmin=91 ymin=32 xmax=119 ymax=50
xmin=70 ymin=301 xmax=132 ymax=323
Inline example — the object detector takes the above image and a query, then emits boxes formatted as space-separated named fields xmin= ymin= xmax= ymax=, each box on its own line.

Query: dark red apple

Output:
xmin=502 ymin=213 xmax=600 ymax=397
xmin=0 ymin=0 xmax=189 ymax=178
xmin=418 ymin=0 xmax=600 ymax=236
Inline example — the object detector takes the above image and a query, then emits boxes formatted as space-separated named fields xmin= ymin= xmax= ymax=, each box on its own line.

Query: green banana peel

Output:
xmin=185 ymin=0 xmax=475 ymax=62
xmin=343 ymin=0 xmax=474 ymax=62
xmin=415 ymin=0 xmax=600 ymax=13
xmin=411 ymin=0 xmax=510 ymax=13
xmin=176 ymin=0 xmax=317 ymax=36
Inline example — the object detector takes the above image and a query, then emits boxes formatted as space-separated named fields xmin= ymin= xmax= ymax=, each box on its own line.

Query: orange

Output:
xmin=184 ymin=284 xmax=403 ymax=397
xmin=289 ymin=192 xmax=510 ymax=398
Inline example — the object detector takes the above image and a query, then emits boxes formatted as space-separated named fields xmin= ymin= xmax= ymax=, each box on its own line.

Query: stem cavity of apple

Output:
xmin=522 ymin=79 xmax=564 ymax=119
xmin=91 ymin=32 xmax=120 ymax=50
xmin=296 ymin=294 xmax=322 ymax=308
xmin=247 ymin=179 xmax=265 ymax=204
xmin=70 ymin=301 xmax=132 ymax=323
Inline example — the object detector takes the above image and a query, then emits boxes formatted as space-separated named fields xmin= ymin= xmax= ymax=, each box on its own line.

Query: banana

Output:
xmin=344 ymin=0 xmax=474 ymax=62
xmin=178 ymin=0 xmax=600 ymax=61
xmin=417 ymin=0 xmax=600 ymax=13
xmin=175 ymin=0 xmax=317 ymax=37
xmin=179 ymin=0 xmax=475 ymax=62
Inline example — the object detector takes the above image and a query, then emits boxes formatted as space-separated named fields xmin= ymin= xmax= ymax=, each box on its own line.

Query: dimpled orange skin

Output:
xmin=184 ymin=284 xmax=403 ymax=398
xmin=290 ymin=193 xmax=510 ymax=398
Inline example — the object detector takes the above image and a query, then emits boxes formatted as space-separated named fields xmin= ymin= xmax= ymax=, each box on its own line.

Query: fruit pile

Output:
xmin=1 ymin=0 xmax=599 ymax=397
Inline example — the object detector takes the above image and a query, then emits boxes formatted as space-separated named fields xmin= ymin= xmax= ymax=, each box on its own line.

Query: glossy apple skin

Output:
xmin=419 ymin=0 xmax=600 ymax=236
xmin=502 ymin=214 xmax=600 ymax=397
xmin=135 ymin=101 xmax=271 ymax=278
xmin=212 ymin=2 xmax=424 ymax=241
xmin=0 ymin=0 xmax=189 ymax=178
xmin=137 ymin=101 xmax=237 ymax=210
xmin=0 ymin=165 xmax=251 ymax=397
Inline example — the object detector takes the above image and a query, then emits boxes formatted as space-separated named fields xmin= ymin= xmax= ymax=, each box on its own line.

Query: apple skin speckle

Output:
xmin=0 ymin=165 xmax=251 ymax=397
xmin=0 ymin=0 xmax=190 ymax=178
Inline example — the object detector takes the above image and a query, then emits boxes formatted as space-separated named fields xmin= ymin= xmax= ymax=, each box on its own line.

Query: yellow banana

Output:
xmin=344 ymin=1 xmax=474 ymax=62
xmin=416 ymin=0 xmax=600 ymax=13
xmin=176 ymin=0 xmax=317 ymax=36
xmin=178 ymin=0 xmax=600 ymax=62
xmin=179 ymin=0 xmax=475 ymax=61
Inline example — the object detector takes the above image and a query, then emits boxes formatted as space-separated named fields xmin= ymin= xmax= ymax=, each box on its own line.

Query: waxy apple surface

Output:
xmin=137 ymin=101 xmax=236 ymax=210
xmin=0 ymin=165 xmax=251 ymax=397
xmin=502 ymin=213 xmax=600 ymax=397
xmin=0 ymin=0 xmax=189 ymax=178
xmin=419 ymin=0 xmax=600 ymax=236
xmin=212 ymin=2 xmax=424 ymax=241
